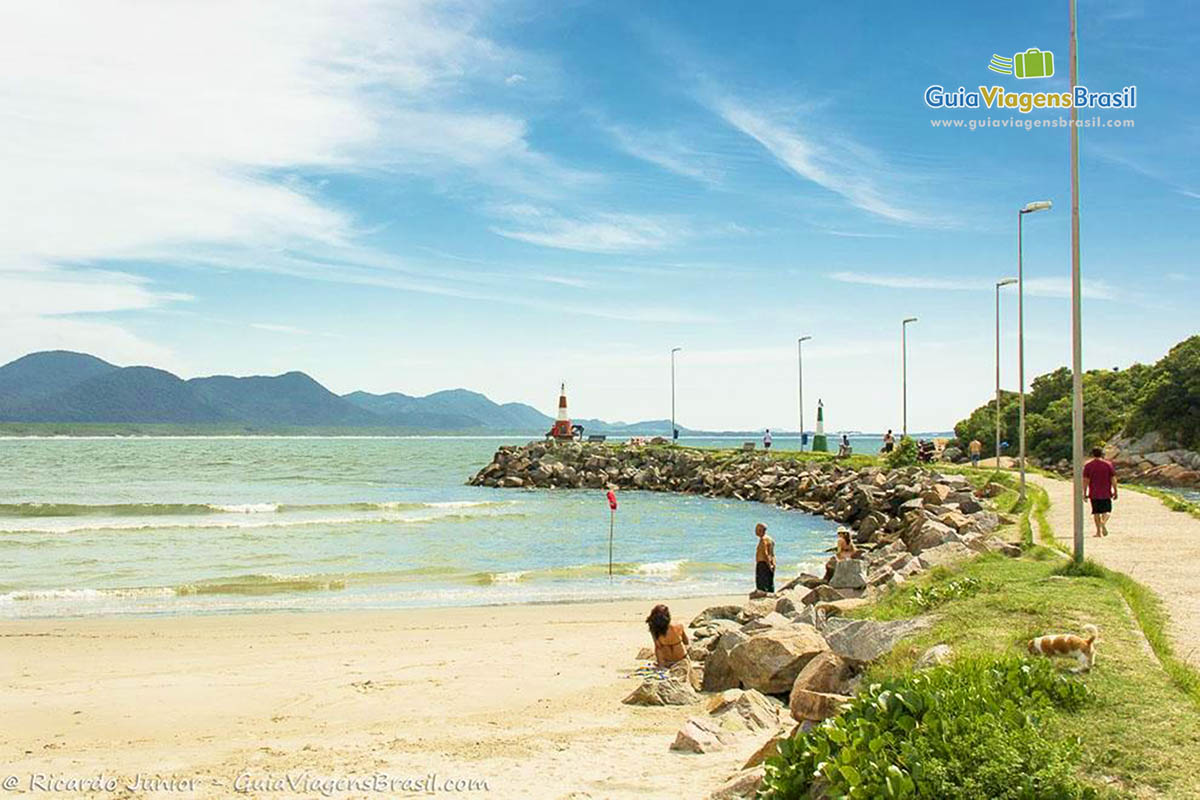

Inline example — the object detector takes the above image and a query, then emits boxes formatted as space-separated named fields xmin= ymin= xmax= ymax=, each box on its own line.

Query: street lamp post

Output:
xmin=1069 ymin=0 xmax=1085 ymax=563
xmin=797 ymin=336 xmax=811 ymax=451
xmin=995 ymin=278 xmax=1018 ymax=463
xmin=670 ymin=347 xmax=682 ymax=443
xmin=902 ymin=318 xmax=917 ymax=438
xmin=1018 ymin=200 xmax=1053 ymax=504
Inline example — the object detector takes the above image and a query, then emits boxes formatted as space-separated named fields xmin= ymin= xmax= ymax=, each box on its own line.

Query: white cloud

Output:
xmin=606 ymin=124 xmax=721 ymax=183
xmin=0 ymin=0 xmax=600 ymax=354
xmin=251 ymin=323 xmax=310 ymax=335
xmin=829 ymin=271 xmax=1116 ymax=300
xmin=505 ymin=73 xmax=527 ymax=85
xmin=713 ymin=99 xmax=943 ymax=226
xmin=491 ymin=208 xmax=687 ymax=253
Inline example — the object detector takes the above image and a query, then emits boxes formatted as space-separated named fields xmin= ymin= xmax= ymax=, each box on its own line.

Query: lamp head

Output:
xmin=1021 ymin=200 xmax=1053 ymax=214
xmin=671 ymin=346 xmax=682 ymax=353
xmin=903 ymin=317 xmax=918 ymax=324
xmin=997 ymin=277 xmax=1018 ymax=287
xmin=798 ymin=335 xmax=812 ymax=343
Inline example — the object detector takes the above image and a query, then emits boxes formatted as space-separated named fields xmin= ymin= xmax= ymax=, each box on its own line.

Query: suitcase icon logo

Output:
xmin=988 ymin=48 xmax=1055 ymax=79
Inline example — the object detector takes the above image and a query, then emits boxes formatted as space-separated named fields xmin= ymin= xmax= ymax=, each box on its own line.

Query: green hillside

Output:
xmin=954 ymin=335 xmax=1200 ymax=461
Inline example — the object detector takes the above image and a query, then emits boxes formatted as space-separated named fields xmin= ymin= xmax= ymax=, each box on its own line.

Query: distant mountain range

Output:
xmin=0 ymin=351 xmax=701 ymax=435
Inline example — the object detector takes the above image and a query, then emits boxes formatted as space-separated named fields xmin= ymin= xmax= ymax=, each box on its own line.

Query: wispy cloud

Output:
xmin=251 ymin=323 xmax=309 ymax=335
xmin=829 ymin=271 xmax=1116 ymax=300
xmin=0 ymin=0 xmax=600 ymax=356
xmin=605 ymin=124 xmax=722 ymax=183
xmin=490 ymin=206 xmax=687 ymax=253
xmin=712 ymin=99 xmax=943 ymax=226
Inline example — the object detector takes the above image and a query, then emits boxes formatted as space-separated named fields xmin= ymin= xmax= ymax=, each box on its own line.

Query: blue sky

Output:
xmin=1 ymin=0 xmax=1195 ymax=431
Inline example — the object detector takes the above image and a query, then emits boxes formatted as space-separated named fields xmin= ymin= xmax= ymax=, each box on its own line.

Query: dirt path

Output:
xmin=1028 ymin=473 xmax=1200 ymax=668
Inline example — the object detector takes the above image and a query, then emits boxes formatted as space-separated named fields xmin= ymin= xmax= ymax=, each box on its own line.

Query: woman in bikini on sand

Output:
xmin=645 ymin=604 xmax=689 ymax=667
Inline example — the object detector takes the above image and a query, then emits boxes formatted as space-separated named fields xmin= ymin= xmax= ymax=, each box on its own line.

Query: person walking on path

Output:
xmin=1082 ymin=447 xmax=1118 ymax=537
xmin=754 ymin=523 xmax=775 ymax=593
xmin=969 ymin=438 xmax=982 ymax=467
xmin=762 ymin=429 xmax=772 ymax=450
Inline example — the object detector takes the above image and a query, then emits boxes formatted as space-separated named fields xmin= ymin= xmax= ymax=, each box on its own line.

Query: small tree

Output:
xmin=886 ymin=436 xmax=919 ymax=468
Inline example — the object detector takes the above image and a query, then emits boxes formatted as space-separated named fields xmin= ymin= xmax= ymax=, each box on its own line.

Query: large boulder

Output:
xmin=789 ymin=651 xmax=852 ymax=695
xmin=789 ymin=689 xmax=851 ymax=722
xmin=692 ymin=618 xmax=742 ymax=642
xmin=707 ymin=767 xmax=765 ymax=800
xmin=691 ymin=605 xmax=743 ymax=627
xmin=821 ymin=617 xmax=931 ymax=665
xmin=623 ymin=676 xmax=698 ymax=706
xmin=829 ymin=559 xmax=868 ymax=590
xmin=917 ymin=541 xmax=974 ymax=570
xmin=742 ymin=596 xmax=779 ymax=620
xmin=741 ymin=611 xmax=793 ymax=633
xmin=743 ymin=727 xmax=796 ymax=769
xmin=707 ymin=688 xmax=782 ymax=732
xmin=728 ymin=626 xmax=830 ymax=694
xmin=906 ymin=520 xmax=956 ymax=554
xmin=702 ymin=630 xmax=750 ymax=692
xmin=800 ymin=584 xmax=842 ymax=605
xmin=671 ymin=716 xmax=735 ymax=754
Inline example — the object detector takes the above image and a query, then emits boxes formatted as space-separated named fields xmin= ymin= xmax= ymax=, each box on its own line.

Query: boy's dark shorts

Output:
xmin=1090 ymin=497 xmax=1113 ymax=515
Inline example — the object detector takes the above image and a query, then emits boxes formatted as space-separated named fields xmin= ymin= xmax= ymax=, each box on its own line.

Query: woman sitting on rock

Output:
xmin=645 ymin=604 xmax=689 ymax=667
xmin=836 ymin=529 xmax=861 ymax=561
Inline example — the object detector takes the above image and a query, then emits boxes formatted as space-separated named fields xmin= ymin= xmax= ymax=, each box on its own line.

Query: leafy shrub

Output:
xmin=886 ymin=436 xmax=919 ymax=468
xmin=904 ymin=576 xmax=985 ymax=612
xmin=759 ymin=657 xmax=1094 ymax=800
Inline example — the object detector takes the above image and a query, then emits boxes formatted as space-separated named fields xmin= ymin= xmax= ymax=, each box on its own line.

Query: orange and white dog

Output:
xmin=1027 ymin=624 xmax=1099 ymax=671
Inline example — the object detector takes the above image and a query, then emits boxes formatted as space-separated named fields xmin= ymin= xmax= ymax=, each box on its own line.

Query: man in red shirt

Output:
xmin=1082 ymin=447 xmax=1118 ymax=537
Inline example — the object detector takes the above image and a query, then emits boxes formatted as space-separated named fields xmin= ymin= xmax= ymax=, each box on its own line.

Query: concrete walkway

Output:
xmin=1028 ymin=473 xmax=1200 ymax=668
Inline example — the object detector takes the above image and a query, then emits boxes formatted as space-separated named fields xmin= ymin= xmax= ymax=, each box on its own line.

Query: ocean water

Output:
xmin=0 ymin=436 xmax=853 ymax=619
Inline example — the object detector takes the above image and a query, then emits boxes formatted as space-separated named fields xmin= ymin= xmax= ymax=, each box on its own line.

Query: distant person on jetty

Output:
xmin=836 ymin=529 xmax=860 ymax=561
xmin=969 ymin=438 xmax=982 ymax=467
xmin=1083 ymin=447 xmax=1118 ymax=537
xmin=763 ymin=429 xmax=772 ymax=450
xmin=645 ymin=604 xmax=689 ymax=667
xmin=755 ymin=523 xmax=775 ymax=592
xmin=838 ymin=434 xmax=852 ymax=458
xmin=883 ymin=430 xmax=895 ymax=453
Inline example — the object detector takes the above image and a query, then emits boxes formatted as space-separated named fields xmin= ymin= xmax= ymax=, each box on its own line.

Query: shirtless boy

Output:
xmin=755 ymin=522 xmax=776 ymax=592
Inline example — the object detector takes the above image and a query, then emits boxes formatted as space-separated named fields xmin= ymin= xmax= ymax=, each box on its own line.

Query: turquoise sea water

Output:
xmin=0 ymin=436 xmax=867 ymax=619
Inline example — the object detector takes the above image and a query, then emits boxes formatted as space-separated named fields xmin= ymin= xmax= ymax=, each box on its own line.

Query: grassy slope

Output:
xmin=851 ymin=485 xmax=1200 ymax=798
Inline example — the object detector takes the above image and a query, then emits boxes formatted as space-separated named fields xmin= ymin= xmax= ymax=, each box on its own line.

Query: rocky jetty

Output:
xmin=470 ymin=441 xmax=1015 ymax=556
xmin=1104 ymin=431 xmax=1200 ymax=489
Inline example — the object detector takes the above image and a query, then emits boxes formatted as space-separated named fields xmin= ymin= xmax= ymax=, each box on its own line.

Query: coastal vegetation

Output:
xmin=952 ymin=334 xmax=1200 ymax=461
xmin=760 ymin=656 xmax=1094 ymax=799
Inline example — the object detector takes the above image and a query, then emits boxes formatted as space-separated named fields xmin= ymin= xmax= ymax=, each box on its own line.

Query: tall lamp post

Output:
xmin=902 ymin=317 xmax=917 ymax=438
xmin=995 ymin=278 xmax=1018 ymax=462
xmin=670 ymin=347 xmax=682 ymax=443
xmin=797 ymin=336 xmax=812 ymax=451
xmin=1018 ymin=200 xmax=1053 ymax=504
xmin=1069 ymin=0 xmax=1085 ymax=563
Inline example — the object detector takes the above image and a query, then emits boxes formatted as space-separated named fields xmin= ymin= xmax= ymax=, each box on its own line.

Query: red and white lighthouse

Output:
xmin=547 ymin=383 xmax=577 ymax=440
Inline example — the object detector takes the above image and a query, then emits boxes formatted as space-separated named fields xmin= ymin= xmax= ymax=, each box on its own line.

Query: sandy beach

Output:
xmin=0 ymin=595 xmax=768 ymax=800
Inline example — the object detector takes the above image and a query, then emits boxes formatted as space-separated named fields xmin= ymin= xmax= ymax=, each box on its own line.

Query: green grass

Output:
xmin=858 ymin=552 xmax=1200 ymax=797
xmin=1126 ymin=483 xmax=1200 ymax=521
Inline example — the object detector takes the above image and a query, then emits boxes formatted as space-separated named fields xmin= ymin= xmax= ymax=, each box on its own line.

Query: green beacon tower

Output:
xmin=812 ymin=399 xmax=828 ymax=452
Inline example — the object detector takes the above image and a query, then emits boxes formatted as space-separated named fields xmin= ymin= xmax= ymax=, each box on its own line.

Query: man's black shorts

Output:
xmin=755 ymin=561 xmax=775 ymax=593
xmin=1090 ymin=497 xmax=1113 ymax=515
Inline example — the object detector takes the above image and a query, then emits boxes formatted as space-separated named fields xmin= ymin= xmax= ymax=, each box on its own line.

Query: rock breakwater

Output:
xmin=469 ymin=441 xmax=1011 ymax=554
